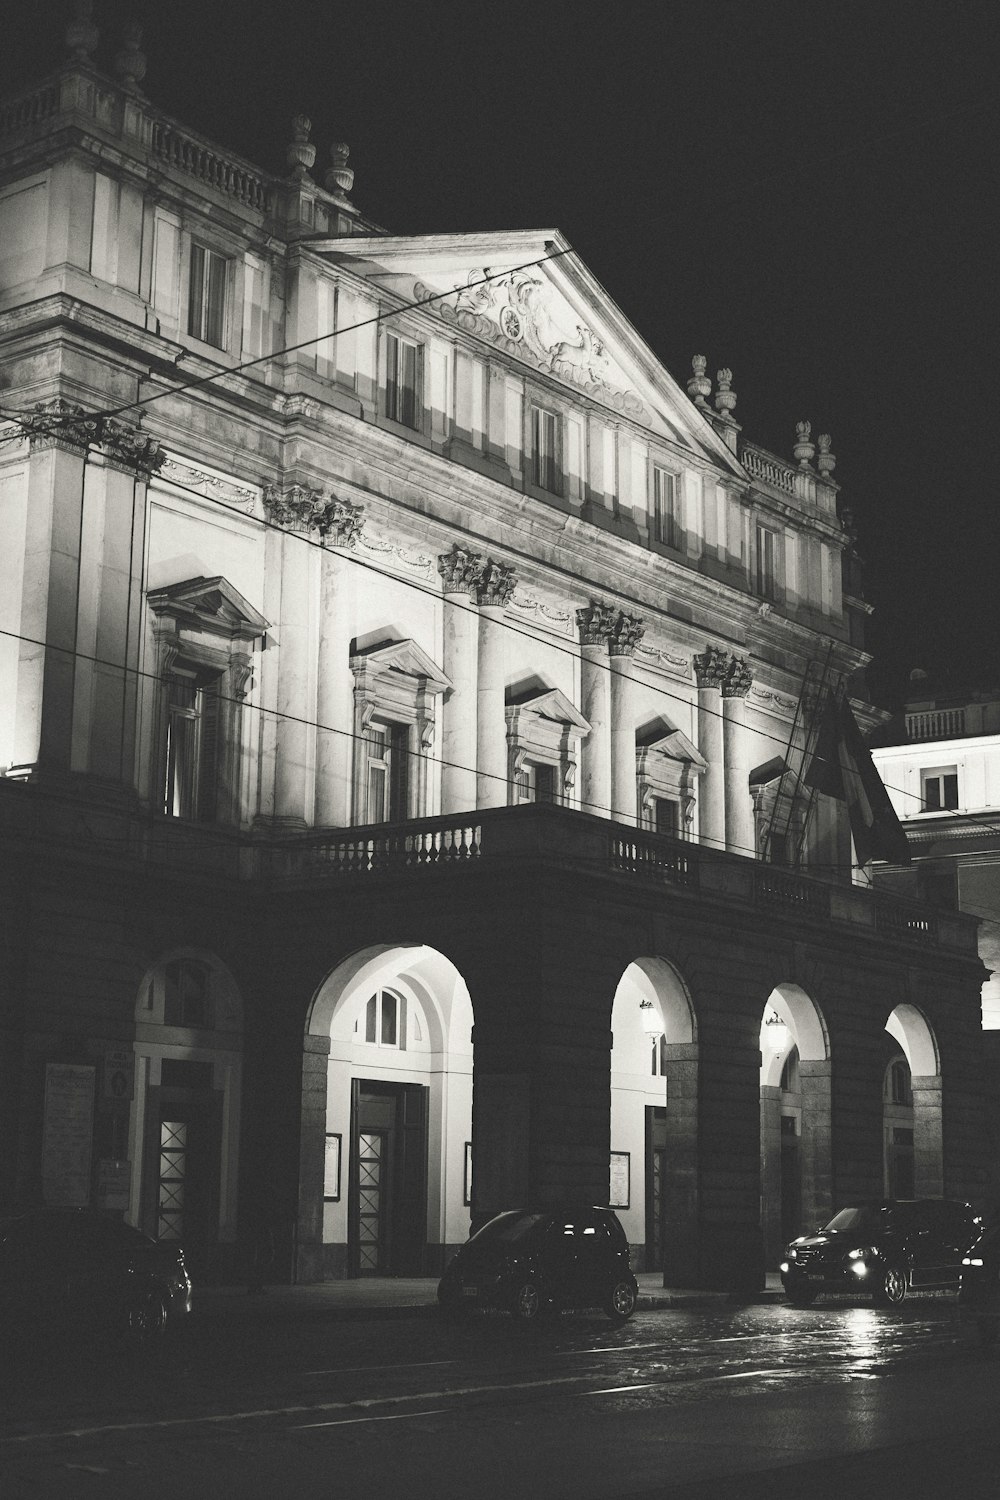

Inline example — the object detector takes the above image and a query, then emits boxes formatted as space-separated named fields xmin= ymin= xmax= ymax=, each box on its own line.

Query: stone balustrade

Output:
xmin=742 ymin=444 xmax=798 ymax=496
xmin=149 ymin=121 xmax=271 ymax=212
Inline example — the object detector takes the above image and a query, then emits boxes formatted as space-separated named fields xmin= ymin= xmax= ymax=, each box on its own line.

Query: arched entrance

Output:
xmin=610 ymin=958 xmax=697 ymax=1275
xmin=759 ymin=984 xmax=830 ymax=1266
xmin=885 ymin=1004 xmax=942 ymax=1197
xmin=302 ymin=944 xmax=473 ymax=1280
xmin=130 ymin=949 xmax=244 ymax=1280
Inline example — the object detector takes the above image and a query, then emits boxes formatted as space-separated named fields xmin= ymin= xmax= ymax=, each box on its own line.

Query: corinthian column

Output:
xmin=722 ymin=654 xmax=755 ymax=857
xmin=693 ymin=645 xmax=728 ymax=850
xmin=609 ymin=610 xmax=645 ymax=823
xmin=315 ymin=498 xmax=365 ymax=827
xmin=577 ymin=602 xmax=615 ymax=818
xmin=476 ymin=559 xmax=517 ymax=809
xmin=438 ymin=544 xmax=483 ymax=814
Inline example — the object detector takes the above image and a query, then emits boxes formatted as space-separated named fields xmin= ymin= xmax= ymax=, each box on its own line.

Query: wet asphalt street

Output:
xmin=2 ymin=1295 xmax=999 ymax=1498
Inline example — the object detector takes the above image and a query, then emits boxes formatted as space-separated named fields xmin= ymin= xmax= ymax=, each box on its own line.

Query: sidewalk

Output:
xmin=193 ymin=1271 xmax=787 ymax=1324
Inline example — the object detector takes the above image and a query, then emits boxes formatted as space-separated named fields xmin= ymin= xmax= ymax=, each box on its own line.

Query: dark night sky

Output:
xmin=4 ymin=1 xmax=999 ymax=708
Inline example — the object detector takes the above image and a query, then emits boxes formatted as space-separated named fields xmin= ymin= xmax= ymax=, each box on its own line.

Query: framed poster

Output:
xmin=610 ymin=1151 xmax=630 ymax=1210
xmin=464 ymin=1141 xmax=473 ymax=1207
xmin=324 ymin=1133 xmax=342 ymax=1201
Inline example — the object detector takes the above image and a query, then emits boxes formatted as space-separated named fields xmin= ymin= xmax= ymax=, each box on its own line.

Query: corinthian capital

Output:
xmin=20 ymin=398 xmax=103 ymax=454
xmin=609 ymin=611 xmax=645 ymax=657
xmin=100 ymin=417 xmax=165 ymax=476
xmin=693 ymin=645 xmax=729 ymax=688
xmin=438 ymin=543 xmax=484 ymax=596
xmin=475 ymin=558 xmax=517 ymax=608
xmin=722 ymin=654 xmax=754 ymax=697
xmin=318 ymin=495 xmax=365 ymax=547
xmin=262 ymin=483 xmax=327 ymax=532
xmin=576 ymin=600 xmax=615 ymax=647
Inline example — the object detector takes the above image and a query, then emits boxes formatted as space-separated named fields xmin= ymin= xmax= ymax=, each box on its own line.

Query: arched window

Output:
xmin=355 ymin=989 xmax=407 ymax=1050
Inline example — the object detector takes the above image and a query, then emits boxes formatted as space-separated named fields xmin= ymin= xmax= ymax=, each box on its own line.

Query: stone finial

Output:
xmin=286 ymin=115 xmax=317 ymax=182
xmin=817 ymin=432 xmax=836 ymax=478
xmin=325 ymin=142 xmax=355 ymax=198
xmin=714 ymin=368 xmax=737 ymax=418
xmin=114 ymin=20 xmax=147 ymax=92
xmin=609 ymin=611 xmax=645 ymax=657
xmin=693 ymin=645 xmax=730 ymax=688
xmin=687 ymin=355 xmax=712 ymax=410
xmin=66 ymin=0 xmax=99 ymax=61
xmin=793 ymin=421 xmax=816 ymax=468
xmin=723 ymin=653 xmax=753 ymax=698
xmin=576 ymin=600 xmax=616 ymax=647
xmin=475 ymin=559 xmax=517 ymax=608
xmin=438 ymin=543 xmax=484 ymax=595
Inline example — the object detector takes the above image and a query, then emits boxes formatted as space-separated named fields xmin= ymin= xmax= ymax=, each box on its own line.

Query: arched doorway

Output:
xmin=610 ymin=958 xmax=697 ymax=1274
xmin=885 ymin=1004 xmax=941 ymax=1197
xmin=130 ymin=950 xmax=244 ymax=1280
xmin=304 ymin=944 xmax=473 ymax=1279
xmin=759 ymin=984 xmax=830 ymax=1266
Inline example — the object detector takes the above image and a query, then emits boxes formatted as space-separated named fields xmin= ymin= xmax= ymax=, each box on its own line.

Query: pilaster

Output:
xmin=315 ymin=500 xmax=366 ymax=827
xmin=722 ymin=654 xmax=754 ymax=858
xmin=475 ymin=560 xmax=516 ymax=809
xmin=693 ymin=645 xmax=728 ymax=850
xmin=438 ymin=544 xmax=483 ymax=815
xmin=608 ymin=610 xmax=644 ymax=823
xmin=577 ymin=601 xmax=615 ymax=819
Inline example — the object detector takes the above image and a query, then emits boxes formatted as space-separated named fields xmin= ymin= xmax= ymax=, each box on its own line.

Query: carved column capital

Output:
xmin=609 ymin=611 xmax=645 ymax=657
xmin=723 ymin=654 xmax=754 ymax=698
xmin=318 ymin=495 xmax=365 ymax=547
xmin=262 ymin=483 xmax=326 ymax=533
xmin=20 ymin=398 xmax=103 ymax=454
xmin=438 ymin=543 xmax=484 ymax=596
xmin=576 ymin=600 xmax=616 ymax=647
xmin=100 ymin=417 xmax=166 ymax=476
xmin=475 ymin=558 xmax=517 ymax=608
xmin=693 ymin=645 xmax=729 ymax=688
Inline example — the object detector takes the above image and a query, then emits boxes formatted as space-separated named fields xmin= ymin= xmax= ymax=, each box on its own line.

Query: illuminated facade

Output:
xmin=0 ymin=22 xmax=989 ymax=1286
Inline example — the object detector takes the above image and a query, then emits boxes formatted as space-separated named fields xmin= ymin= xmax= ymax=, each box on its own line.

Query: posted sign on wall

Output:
xmin=42 ymin=1062 xmax=96 ymax=1207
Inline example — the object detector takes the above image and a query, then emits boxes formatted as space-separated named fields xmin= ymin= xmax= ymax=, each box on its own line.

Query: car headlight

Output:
xmin=847 ymin=1246 xmax=877 ymax=1261
xmin=779 ymin=1261 xmax=790 ymax=1274
xmin=962 ymin=1256 xmax=984 ymax=1267
xmin=786 ymin=1248 xmax=797 ymax=1261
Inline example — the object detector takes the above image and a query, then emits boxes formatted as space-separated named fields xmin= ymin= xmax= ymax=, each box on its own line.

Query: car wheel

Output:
xmin=124 ymin=1291 xmax=167 ymax=1352
xmin=873 ymin=1265 xmax=907 ymax=1307
xmin=604 ymin=1276 xmax=638 ymax=1323
xmin=786 ymin=1287 xmax=819 ymax=1307
xmin=511 ymin=1281 xmax=543 ymax=1321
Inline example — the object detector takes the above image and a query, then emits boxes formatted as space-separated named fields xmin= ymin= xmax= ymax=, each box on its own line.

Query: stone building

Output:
xmin=0 ymin=17 xmax=987 ymax=1287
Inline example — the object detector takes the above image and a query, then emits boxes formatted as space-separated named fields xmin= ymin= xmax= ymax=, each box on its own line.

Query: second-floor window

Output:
xmin=188 ymin=242 xmax=227 ymax=348
xmin=531 ymin=405 xmax=560 ymax=494
xmin=514 ymin=760 xmax=557 ymax=805
xmin=756 ymin=524 xmax=778 ymax=601
xmin=385 ymin=332 xmax=420 ymax=428
xmin=365 ymin=719 xmax=410 ymax=823
xmin=652 ymin=466 xmax=679 ymax=548
xmin=921 ymin=767 xmax=958 ymax=812
xmin=163 ymin=671 xmax=221 ymax=821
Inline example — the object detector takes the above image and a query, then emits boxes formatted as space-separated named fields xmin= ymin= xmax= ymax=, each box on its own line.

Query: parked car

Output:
xmin=780 ymin=1198 xmax=979 ymax=1307
xmin=0 ymin=1208 xmax=192 ymax=1354
xmin=958 ymin=1219 xmax=1000 ymax=1344
xmin=438 ymin=1207 xmax=638 ymax=1322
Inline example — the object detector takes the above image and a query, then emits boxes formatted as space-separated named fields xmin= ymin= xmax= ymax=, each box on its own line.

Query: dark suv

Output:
xmin=438 ymin=1207 xmax=638 ymax=1322
xmin=780 ymin=1198 xmax=979 ymax=1307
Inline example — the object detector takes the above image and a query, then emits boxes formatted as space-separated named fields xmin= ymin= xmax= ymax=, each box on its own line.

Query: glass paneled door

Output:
xmin=350 ymin=1081 xmax=428 ymax=1276
xmin=356 ymin=1130 xmax=387 ymax=1273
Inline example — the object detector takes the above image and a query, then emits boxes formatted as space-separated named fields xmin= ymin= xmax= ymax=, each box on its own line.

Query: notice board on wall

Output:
xmin=42 ymin=1062 xmax=96 ymax=1207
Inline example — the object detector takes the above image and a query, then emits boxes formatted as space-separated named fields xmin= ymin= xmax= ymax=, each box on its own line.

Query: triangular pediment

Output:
xmin=637 ymin=720 xmax=707 ymax=770
xmin=313 ymin=231 xmax=744 ymax=474
xmin=505 ymin=686 xmax=591 ymax=733
xmin=147 ymin=576 xmax=269 ymax=640
xmin=350 ymin=637 xmax=451 ymax=693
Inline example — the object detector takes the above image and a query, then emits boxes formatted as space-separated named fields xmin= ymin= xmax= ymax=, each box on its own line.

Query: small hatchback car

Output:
xmin=438 ymin=1207 xmax=638 ymax=1322
xmin=958 ymin=1219 xmax=1000 ymax=1344
xmin=780 ymin=1198 xmax=979 ymax=1307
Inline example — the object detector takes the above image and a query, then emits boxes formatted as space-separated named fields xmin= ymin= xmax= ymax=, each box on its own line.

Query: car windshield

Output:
xmin=467 ymin=1212 xmax=548 ymax=1247
xmin=821 ymin=1207 xmax=886 ymax=1234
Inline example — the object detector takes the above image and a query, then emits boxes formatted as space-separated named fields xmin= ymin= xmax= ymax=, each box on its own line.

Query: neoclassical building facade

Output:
xmin=0 ymin=21 xmax=988 ymax=1286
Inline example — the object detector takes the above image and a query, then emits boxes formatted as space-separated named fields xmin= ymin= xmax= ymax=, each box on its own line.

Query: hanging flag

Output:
xmin=805 ymin=691 xmax=911 ymax=866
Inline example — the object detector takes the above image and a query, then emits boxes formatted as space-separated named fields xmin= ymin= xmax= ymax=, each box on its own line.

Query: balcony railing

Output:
xmin=278 ymin=817 xmax=482 ymax=876
xmin=875 ymin=894 xmax=938 ymax=943
xmin=754 ymin=867 xmax=831 ymax=918
xmin=906 ymin=709 xmax=966 ymax=742
xmin=611 ymin=829 xmax=698 ymax=888
xmin=149 ymin=122 xmax=271 ymax=212
xmin=742 ymin=444 xmax=798 ymax=497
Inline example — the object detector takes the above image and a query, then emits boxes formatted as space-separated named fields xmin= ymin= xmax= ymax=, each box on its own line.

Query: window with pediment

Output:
xmin=505 ymin=686 xmax=591 ymax=806
xmin=147 ymin=577 xmax=268 ymax=826
xmin=350 ymin=639 xmax=451 ymax=824
xmin=635 ymin=721 xmax=706 ymax=835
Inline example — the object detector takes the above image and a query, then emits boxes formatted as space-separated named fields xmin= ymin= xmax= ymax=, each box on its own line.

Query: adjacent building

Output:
xmin=0 ymin=18 xmax=988 ymax=1288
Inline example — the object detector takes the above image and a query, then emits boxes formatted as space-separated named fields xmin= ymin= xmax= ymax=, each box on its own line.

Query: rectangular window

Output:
xmin=652 ymin=467 xmax=679 ymax=548
xmin=653 ymin=797 xmax=680 ymax=836
xmin=163 ymin=672 xmax=221 ymax=821
xmin=756 ymin=524 xmax=778 ymax=601
xmin=188 ymin=242 xmax=227 ymax=348
xmin=385 ymin=332 xmax=420 ymax=428
xmin=531 ymin=405 xmax=560 ymax=494
xmin=366 ymin=720 xmax=409 ymax=823
xmin=921 ymin=767 xmax=959 ymax=812
xmin=514 ymin=761 xmax=556 ymax=805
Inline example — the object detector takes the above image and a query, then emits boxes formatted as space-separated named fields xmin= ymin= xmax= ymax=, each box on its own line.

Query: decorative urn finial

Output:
xmin=793 ymin=420 xmax=816 ymax=468
xmin=66 ymin=0 xmax=99 ymax=61
xmin=817 ymin=432 xmax=836 ymax=477
xmin=687 ymin=355 xmax=712 ymax=409
xmin=114 ymin=20 xmax=147 ymax=92
xmin=286 ymin=115 xmax=317 ymax=181
xmin=325 ymin=142 xmax=355 ymax=198
xmin=715 ymin=368 xmax=737 ymax=418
